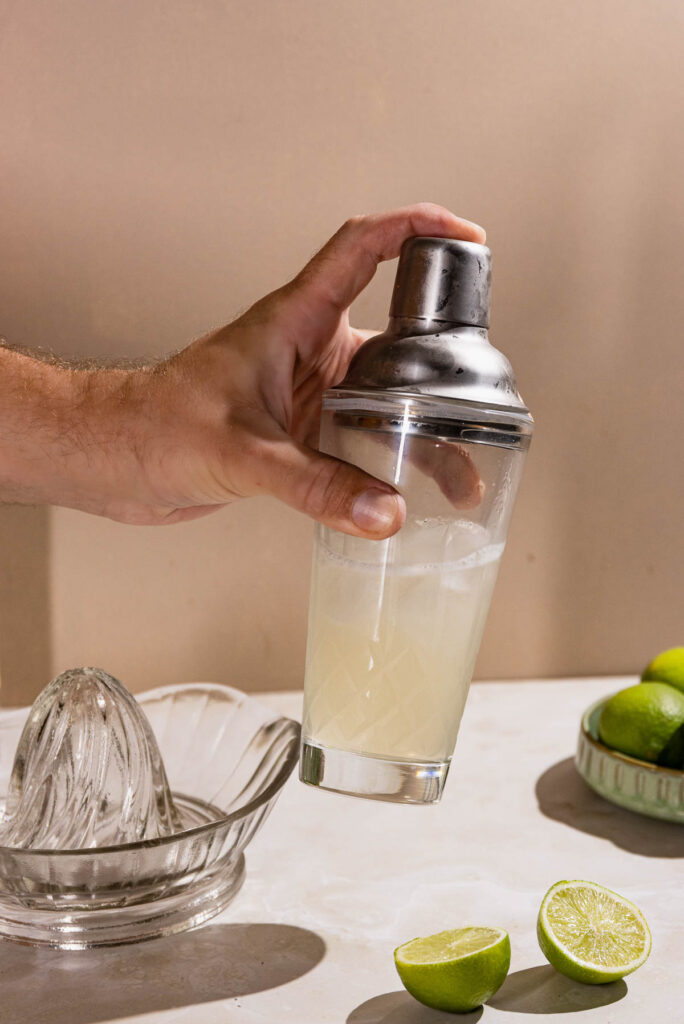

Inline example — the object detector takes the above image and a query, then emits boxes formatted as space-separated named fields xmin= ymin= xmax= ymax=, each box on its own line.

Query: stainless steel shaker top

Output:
xmin=389 ymin=236 xmax=491 ymax=327
xmin=336 ymin=237 xmax=532 ymax=421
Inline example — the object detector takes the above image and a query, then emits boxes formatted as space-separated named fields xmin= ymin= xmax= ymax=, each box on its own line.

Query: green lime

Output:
xmin=598 ymin=682 xmax=684 ymax=763
xmin=394 ymin=926 xmax=510 ymax=1014
xmin=537 ymin=880 xmax=651 ymax=984
xmin=642 ymin=646 xmax=684 ymax=693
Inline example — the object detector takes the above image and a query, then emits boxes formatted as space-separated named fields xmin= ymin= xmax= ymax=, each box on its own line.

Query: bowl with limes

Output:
xmin=576 ymin=647 xmax=684 ymax=824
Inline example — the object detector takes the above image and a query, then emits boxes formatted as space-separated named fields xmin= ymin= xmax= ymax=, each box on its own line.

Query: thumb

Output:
xmin=251 ymin=437 xmax=406 ymax=539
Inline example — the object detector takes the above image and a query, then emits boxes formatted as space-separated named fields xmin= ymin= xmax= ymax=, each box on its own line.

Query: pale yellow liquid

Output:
xmin=302 ymin=521 xmax=503 ymax=763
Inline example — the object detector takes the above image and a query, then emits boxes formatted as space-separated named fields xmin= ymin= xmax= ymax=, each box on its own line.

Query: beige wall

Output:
xmin=1 ymin=0 xmax=683 ymax=703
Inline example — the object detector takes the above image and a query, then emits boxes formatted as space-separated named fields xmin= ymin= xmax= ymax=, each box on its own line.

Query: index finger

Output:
xmin=291 ymin=203 xmax=486 ymax=316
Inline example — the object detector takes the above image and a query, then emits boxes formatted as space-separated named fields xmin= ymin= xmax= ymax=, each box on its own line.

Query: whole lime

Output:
xmin=642 ymin=646 xmax=684 ymax=693
xmin=598 ymin=682 xmax=684 ymax=763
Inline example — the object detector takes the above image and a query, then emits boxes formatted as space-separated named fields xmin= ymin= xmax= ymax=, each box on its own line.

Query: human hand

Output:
xmin=0 ymin=204 xmax=485 ymax=535
xmin=119 ymin=204 xmax=485 ymax=535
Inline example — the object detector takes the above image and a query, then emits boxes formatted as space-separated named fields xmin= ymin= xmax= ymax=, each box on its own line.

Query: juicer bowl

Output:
xmin=0 ymin=683 xmax=300 ymax=948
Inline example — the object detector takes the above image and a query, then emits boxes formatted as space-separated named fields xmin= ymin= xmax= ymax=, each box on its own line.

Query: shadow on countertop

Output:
xmin=536 ymin=757 xmax=684 ymax=857
xmin=347 ymin=990 xmax=482 ymax=1022
xmin=0 ymin=922 xmax=325 ymax=1024
xmin=348 ymin=967 xmax=626 ymax=1021
xmin=489 ymin=964 xmax=627 ymax=1013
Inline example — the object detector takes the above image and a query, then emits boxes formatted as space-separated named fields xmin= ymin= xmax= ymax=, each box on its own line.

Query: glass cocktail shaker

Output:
xmin=300 ymin=237 xmax=533 ymax=804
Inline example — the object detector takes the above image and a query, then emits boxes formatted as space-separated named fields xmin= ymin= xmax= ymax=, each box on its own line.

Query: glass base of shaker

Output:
xmin=299 ymin=740 xmax=450 ymax=804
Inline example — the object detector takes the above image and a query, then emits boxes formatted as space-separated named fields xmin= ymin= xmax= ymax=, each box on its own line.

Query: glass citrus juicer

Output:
xmin=300 ymin=237 xmax=533 ymax=804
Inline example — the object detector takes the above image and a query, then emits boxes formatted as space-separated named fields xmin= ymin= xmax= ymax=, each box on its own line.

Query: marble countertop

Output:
xmin=3 ymin=677 xmax=683 ymax=1024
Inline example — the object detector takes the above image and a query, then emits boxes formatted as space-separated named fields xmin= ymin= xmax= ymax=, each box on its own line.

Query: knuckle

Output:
xmin=414 ymin=200 xmax=442 ymax=217
xmin=342 ymin=214 xmax=366 ymax=233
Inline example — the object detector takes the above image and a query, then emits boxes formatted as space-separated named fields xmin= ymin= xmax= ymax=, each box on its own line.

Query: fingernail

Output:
xmin=464 ymin=219 xmax=486 ymax=241
xmin=352 ymin=488 xmax=402 ymax=533
xmin=452 ymin=216 xmax=486 ymax=242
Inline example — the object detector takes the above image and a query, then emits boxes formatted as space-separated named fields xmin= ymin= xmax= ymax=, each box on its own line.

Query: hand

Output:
xmin=0 ymin=204 xmax=485 ymax=537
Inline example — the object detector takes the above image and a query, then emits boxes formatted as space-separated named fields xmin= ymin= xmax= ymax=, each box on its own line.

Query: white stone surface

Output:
xmin=2 ymin=677 xmax=682 ymax=1023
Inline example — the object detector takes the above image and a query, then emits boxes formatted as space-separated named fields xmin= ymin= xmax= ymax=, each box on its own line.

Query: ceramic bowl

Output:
xmin=576 ymin=696 xmax=684 ymax=824
xmin=0 ymin=683 xmax=300 ymax=947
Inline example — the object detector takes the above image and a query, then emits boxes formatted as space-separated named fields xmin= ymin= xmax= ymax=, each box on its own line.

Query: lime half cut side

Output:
xmin=538 ymin=880 xmax=651 ymax=985
xmin=394 ymin=926 xmax=511 ymax=1013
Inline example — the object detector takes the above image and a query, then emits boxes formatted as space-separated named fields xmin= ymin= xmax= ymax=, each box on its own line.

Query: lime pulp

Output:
xmin=537 ymin=880 xmax=651 ymax=984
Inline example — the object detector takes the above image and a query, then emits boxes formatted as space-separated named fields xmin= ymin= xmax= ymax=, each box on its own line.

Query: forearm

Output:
xmin=0 ymin=345 xmax=144 ymax=515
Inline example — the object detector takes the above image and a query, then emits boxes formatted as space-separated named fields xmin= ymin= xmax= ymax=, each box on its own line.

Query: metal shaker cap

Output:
xmin=389 ymin=236 xmax=491 ymax=327
xmin=336 ymin=236 xmax=532 ymax=420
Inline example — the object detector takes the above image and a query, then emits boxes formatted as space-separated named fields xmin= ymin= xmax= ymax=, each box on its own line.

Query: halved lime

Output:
xmin=394 ymin=926 xmax=510 ymax=1013
xmin=538 ymin=880 xmax=651 ymax=984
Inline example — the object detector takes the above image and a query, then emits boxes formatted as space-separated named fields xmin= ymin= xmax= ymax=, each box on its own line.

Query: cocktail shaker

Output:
xmin=300 ymin=237 xmax=533 ymax=804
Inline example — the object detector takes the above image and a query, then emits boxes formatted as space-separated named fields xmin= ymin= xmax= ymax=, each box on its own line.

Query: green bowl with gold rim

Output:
xmin=576 ymin=696 xmax=684 ymax=824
